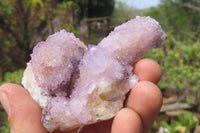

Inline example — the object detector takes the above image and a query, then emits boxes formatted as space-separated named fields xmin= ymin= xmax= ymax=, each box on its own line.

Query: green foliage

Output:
xmin=0 ymin=105 xmax=10 ymax=133
xmin=178 ymin=111 xmax=199 ymax=131
xmin=152 ymin=121 xmax=157 ymax=129
xmin=143 ymin=0 xmax=200 ymax=92
xmin=66 ymin=20 xmax=80 ymax=37
xmin=0 ymin=119 xmax=10 ymax=133
xmin=0 ymin=1 xmax=14 ymax=16
xmin=27 ymin=0 xmax=44 ymax=9
xmin=57 ymin=1 xmax=81 ymax=36
xmin=58 ymin=1 xmax=80 ymax=13
xmin=143 ymin=0 xmax=200 ymax=40
xmin=160 ymin=121 xmax=186 ymax=133
xmin=145 ymin=36 xmax=200 ymax=91
xmin=160 ymin=111 xmax=199 ymax=132
xmin=0 ymin=69 xmax=24 ymax=85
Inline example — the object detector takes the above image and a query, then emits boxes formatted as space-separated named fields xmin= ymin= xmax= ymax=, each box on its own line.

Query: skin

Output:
xmin=0 ymin=58 xmax=163 ymax=133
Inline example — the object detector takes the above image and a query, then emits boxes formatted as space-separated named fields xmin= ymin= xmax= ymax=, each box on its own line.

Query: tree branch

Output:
xmin=181 ymin=3 xmax=200 ymax=11
xmin=160 ymin=103 xmax=192 ymax=112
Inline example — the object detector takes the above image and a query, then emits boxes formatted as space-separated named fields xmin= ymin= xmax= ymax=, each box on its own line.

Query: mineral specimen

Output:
xmin=22 ymin=16 xmax=166 ymax=132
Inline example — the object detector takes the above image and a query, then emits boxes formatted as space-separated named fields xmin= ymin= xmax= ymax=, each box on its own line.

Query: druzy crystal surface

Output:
xmin=30 ymin=30 xmax=87 ymax=95
xmin=22 ymin=16 xmax=166 ymax=132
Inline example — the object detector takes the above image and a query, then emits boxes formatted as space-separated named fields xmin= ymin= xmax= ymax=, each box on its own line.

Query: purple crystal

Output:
xmin=98 ymin=16 xmax=166 ymax=65
xmin=30 ymin=30 xmax=87 ymax=95
xmin=22 ymin=16 xmax=166 ymax=132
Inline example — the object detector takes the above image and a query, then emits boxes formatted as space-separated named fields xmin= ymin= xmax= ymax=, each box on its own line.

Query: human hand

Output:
xmin=0 ymin=58 xmax=163 ymax=133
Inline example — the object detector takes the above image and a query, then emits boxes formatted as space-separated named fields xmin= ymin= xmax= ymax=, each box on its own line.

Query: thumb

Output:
xmin=0 ymin=83 xmax=48 ymax=133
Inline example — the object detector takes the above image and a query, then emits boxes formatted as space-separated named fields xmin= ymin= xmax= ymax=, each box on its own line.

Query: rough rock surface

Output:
xmin=22 ymin=16 xmax=166 ymax=132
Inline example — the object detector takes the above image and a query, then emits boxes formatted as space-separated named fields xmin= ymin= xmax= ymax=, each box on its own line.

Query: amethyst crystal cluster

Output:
xmin=22 ymin=16 xmax=166 ymax=132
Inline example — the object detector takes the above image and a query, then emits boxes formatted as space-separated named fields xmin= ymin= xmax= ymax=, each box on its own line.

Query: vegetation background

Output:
xmin=0 ymin=0 xmax=200 ymax=132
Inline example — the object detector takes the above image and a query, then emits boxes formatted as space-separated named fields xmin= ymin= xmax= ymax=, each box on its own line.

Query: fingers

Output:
xmin=0 ymin=83 xmax=77 ymax=133
xmin=133 ymin=58 xmax=162 ymax=84
xmin=111 ymin=108 xmax=143 ymax=133
xmin=124 ymin=58 xmax=163 ymax=132
xmin=126 ymin=81 xmax=163 ymax=133
xmin=0 ymin=83 xmax=48 ymax=133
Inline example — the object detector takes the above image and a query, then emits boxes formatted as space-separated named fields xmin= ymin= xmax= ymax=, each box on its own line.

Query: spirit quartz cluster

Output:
xmin=22 ymin=16 xmax=166 ymax=132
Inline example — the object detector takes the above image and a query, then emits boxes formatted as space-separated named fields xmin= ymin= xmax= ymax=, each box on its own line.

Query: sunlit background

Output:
xmin=0 ymin=0 xmax=200 ymax=132
xmin=117 ymin=0 xmax=161 ymax=9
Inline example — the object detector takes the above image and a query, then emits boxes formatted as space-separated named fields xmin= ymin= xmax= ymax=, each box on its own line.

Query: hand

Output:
xmin=0 ymin=58 xmax=163 ymax=133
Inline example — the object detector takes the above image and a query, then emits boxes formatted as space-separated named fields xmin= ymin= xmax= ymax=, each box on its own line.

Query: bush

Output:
xmin=0 ymin=69 xmax=24 ymax=85
xmin=145 ymin=36 xmax=200 ymax=92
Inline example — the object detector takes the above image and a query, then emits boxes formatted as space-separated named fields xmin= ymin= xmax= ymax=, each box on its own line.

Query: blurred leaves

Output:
xmin=143 ymin=0 xmax=200 ymax=94
xmin=160 ymin=111 xmax=199 ymax=133
xmin=0 ymin=105 xmax=10 ymax=133
xmin=0 ymin=1 xmax=14 ymax=16
xmin=0 ymin=69 xmax=24 ymax=85
xmin=160 ymin=121 xmax=186 ymax=133
xmin=58 ymin=1 xmax=80 ymax=13
xmin=27 ymin=0 xmax=44 ymax=9
xmin=145 ymin=36 xmax=200 ymax=91
xmin=178 ymin=111 xmax=199 ymax=131
xmin=144 ymin=0 xmax=200 ymax=41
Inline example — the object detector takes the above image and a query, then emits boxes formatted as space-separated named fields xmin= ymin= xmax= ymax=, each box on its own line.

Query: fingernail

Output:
xmin=0 ymin=92 xmax=11 ymax=115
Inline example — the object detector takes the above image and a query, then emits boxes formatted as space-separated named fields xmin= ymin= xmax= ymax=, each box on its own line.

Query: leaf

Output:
xmin=160 ymin=121 xmax=171 ymax=132
xmin=1 ymin=69 xmax=24 ymax=85
xmin=178 ymin=111 xmax=199 ymax=131
xmin=171 ymin=121 xmax=186 ymax=132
